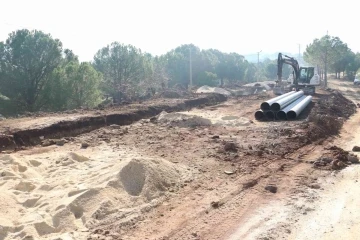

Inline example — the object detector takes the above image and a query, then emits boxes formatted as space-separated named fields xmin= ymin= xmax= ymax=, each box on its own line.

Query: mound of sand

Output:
xmin=157 ymin=111 xmax=212 ymax=127
xmin=196 ymin=85 xmax=231 ymax=96
xmin=0 ymin=148 xmax=191 ymax=240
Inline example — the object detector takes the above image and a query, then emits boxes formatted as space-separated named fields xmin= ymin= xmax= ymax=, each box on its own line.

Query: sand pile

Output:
xmin=196 ymin=85 xmax=231 ymax=96
xmin=157 ymin=111 xmax=251 ymax=128
xmin=0 ymin=146 xmax=191 ymax=240
xmin=157 ymin=111 xmax=212 ymax=127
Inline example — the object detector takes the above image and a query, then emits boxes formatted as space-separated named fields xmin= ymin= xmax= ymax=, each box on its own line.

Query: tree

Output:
xmin=93 ymin=42 xmax=145 ymax=102
xmin=214 ymin=52 xmax=247 ymax=86
xmin=44 ymin=51 xmax=102 ymax=110
xmin=345 ymin=52 xmax=360 ymax=79
xmin=244 ymin=62 xmax=257 ymax=83
xmin=0 ymin=29 xmax=63 ymax=111
xmin=165 ymin=44 xmax=202 ymax=88
xmin=330 ymin=45 xmax=352 ymax=79
xmin=304 ymin=35 xmax=348 ymax=87
xmin=264 ymin=61 xmax=277 ymax=79
xmin=68 ymin=62 xmax=101 ymax=108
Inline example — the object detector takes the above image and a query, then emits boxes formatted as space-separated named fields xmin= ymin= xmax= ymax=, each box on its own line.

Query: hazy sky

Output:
xmin=0 ymin=0 xmax=358 ymax=61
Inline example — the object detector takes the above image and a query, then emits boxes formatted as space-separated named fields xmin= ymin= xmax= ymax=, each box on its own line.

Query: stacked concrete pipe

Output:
xmin=255 ymin=91 xmax=312 ymax=121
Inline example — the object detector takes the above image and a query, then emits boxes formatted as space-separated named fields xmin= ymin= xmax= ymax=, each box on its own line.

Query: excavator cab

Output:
xmin=299 ymin=67 xmax=315 ymax=84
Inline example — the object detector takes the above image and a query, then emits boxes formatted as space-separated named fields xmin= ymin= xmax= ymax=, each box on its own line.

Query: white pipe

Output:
xmin=260 ymin=91 xmax=296 ymax=111
xmin=287 ymin=96 xmax=312 ymax=120
xmin=276 ymin=96 xmax=307 ymax=120
xmin=270 ymin=91 xmax=304 ymax=111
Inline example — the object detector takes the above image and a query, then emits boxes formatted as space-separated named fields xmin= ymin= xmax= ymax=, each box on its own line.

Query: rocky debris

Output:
xmin=243 ymin=179 xmax=258 ymax=189
xmin=81 ymin=142 xmax=90 ymax=149
xmin=56 ymin=139 xmax=65 ymax=146
xmin=313 ymin=157 xmax=333 ymax=167
xmin=211 ymin=201 xmax=223 ymax=209
xmin=211 ymin=135 xmax=220 ymax=139
xmin=265 ymin=185 xmax=277 ymax=193
xmin=352 ymin=146 xmax=360 ymax=152
xmin=41 ymin=139 xmax=56 ymax=147
xmin=224 ymin=170 xmax=235 ymax=175
xmin=223 ymin=141 xmax=238 ymax=152
xmin=332 ymin=159 xmax=347 ymax=170
xmin=314 ymin=146 xmax=353 ymax=170
xmin=309 ymin=183 xmax=321 ymax=189
xmin=149 ymin=116 xmax=157 ymax=123
xmin=348 ymin=153 xmax=359 ymax=163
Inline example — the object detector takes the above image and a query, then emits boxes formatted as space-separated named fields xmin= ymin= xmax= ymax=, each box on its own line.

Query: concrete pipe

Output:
xmin=286 ymin=95 xmax=312 ymax=120
xmin=265 ymin=111 xmax=276 ymax=120
xmin=260 ymin=91 xmax=296 ymax=111
xmin=276 ymin=96 xmax=306 ymax=120
xmin=270 ymin=91 xmax=304 ymax=111
xmin=255 ymin=110 xmax=266 ymax=120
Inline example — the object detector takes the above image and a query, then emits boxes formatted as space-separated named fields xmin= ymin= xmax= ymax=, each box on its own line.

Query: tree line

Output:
xmin=304 ymin=35 xmax=360 ymax=87
xmin=0 ymin=29 xmax=262 ymax=115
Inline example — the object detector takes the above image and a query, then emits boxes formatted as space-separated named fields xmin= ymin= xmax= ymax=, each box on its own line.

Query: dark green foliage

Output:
xmin=0 ymin=30 xmax=102 ymax=116
xmin=304 ymin=35 xmax=359 ymax=85
xmin=0 ymin=29 xmax=63 ymax=112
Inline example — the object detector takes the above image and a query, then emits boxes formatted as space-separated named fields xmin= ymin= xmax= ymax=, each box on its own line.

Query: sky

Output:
xmin=0 ymin=0 xmax=358 ymax=62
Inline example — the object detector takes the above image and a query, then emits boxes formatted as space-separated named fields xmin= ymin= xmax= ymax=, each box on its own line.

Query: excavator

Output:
xmin=273 ymin=53 xmax=320 ymax=95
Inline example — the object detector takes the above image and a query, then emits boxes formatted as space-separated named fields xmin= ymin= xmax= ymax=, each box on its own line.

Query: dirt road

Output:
xmin=285 ymin=79 xmax=360 ymax=240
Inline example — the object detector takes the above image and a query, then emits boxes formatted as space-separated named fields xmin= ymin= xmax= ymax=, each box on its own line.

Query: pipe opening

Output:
xmin=287 ymin=111 xmax=297 ymax=120
xmin=271 ymin=103 xmax=281 ymax=111
xmin=277 ymin=111 xmax=287 ymax=120
xmin=255 ymin=111 xmax=265 ymax=120
xmin=260 ymin=102 xmax=270 ymax=111
xmin=265 ymin=111 xmax=275 ymax=119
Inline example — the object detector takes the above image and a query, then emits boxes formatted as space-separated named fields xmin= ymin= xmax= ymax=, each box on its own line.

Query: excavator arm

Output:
xmin=277 ymin=53 xmax=300 ymax=87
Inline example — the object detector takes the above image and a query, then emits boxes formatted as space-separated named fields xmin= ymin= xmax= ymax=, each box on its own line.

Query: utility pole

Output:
xmin=257 ymin=50 xmax=262 ymax=82
xmin=298 ymin=44 xmax=301 ymax=63
xmin=189 ymin=47 xmax=192 ymax=91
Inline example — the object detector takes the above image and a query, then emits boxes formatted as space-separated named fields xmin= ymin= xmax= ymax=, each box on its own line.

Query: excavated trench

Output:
xmin=0 ymin=94 xmax=227 ymax=151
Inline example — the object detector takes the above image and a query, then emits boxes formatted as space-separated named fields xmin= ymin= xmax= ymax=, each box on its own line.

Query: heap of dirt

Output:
xmin=307 ymin=91 xmax=357 ymax=141
xmin=156 ymin=111 xmax=212 ymax=127
xmin=118 ymin=158 xmax=190 ymax=200
xmin=196 ymin=85 xmax=231 ymax=96
xmin=313 ymin=146 xmax=359 ymax=170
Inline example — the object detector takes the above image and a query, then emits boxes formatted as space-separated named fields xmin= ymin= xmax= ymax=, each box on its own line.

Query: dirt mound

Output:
xmin=119 ymin=158 xmax=188 ymax=200
xmin=196 ymin=85 xmax=231 ymax=96
xmin=308 ymin=91 xmax=356 ymax=141
xmin=157 ymin=111 xmax=212 ymax=127
xmin=313 ymin=146 xmax=359 ymax=170
xmin=158 ymin=90 xmax=184 ymax=98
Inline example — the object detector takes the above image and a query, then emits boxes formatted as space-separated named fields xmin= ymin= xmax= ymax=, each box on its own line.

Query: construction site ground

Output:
xmin=1 ymin=78 xmax=360 ymax=240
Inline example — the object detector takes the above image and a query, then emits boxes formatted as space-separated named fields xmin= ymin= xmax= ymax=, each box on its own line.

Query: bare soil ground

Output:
xmin=0 ymin=81 xmax=358 ymax=240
